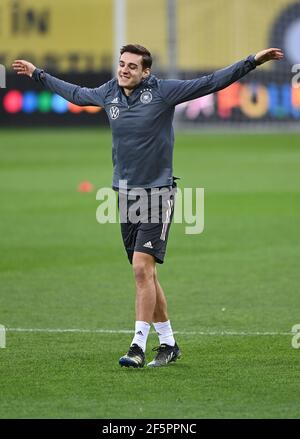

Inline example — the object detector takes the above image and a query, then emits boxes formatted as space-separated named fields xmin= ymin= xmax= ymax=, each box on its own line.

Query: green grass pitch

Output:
xmin=0 ymin=128 xmax=300 ymax=418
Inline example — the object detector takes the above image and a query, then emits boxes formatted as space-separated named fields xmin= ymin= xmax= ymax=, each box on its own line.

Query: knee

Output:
xmin=133 ymin=261 xmax=155 ymax=284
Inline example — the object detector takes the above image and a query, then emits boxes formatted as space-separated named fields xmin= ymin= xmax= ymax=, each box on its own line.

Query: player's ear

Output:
xmin=142 ymin=68 xmax=150 ymax=78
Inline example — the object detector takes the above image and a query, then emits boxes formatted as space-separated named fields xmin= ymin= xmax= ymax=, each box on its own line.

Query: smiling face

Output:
xmin=117 ymin=52 xmax=150 ymax=92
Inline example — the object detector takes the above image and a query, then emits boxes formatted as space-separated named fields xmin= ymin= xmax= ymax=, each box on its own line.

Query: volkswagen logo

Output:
xmin=109 ymin=106 xmax=120 ymax=119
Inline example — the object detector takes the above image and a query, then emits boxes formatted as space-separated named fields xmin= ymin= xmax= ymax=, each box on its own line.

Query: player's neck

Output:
xmin=123 ymin=87 xmax=133 ymax=97
xmin=122 ymin=76 xmax=148 ymax=97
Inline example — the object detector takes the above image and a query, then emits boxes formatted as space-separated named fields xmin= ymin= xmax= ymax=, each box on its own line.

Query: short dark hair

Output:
xmin=120 ymin=44 xmax=152 ymax=70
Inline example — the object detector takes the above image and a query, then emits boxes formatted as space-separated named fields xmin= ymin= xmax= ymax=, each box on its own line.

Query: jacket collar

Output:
xmin=118 ymin=74 xmax=153 ymax=95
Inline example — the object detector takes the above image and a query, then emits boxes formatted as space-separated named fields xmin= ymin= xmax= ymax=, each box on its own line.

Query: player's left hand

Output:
xmin=254 ymin=48 xmax=284 ymax=65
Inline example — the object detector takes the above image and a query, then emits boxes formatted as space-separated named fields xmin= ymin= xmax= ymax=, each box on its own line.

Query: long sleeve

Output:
xmin=159 ymin=55 xmax=257 ymax=106
xmin=32 ymin=68 xmax=110 ymax=107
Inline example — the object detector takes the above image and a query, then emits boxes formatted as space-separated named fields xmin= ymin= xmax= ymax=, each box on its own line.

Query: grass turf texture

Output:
xmin=0 ymin=128 xmax=300 ymax=418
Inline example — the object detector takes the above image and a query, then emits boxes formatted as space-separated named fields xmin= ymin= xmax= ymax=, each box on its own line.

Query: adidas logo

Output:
xmin=130 ymin=355 xmax=143 ymax=364
xmin=143 ymin=241 xmax=153 ymax=249
xmin=166 ymin=353 xmax=174 ymax=364
xmin=111 ymin=97 xmax=119 ymax=103
xmin=136 ymin=331 xmax=143 ymax=336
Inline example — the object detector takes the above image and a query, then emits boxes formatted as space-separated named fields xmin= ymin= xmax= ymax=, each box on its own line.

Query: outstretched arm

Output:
xmin=160 ymin=48 xmax=284 ymax=106
xmin=254 ymin=48 xmax=284 ymax=65
xmin=12 ymin=60 xmax=108 ymax=107
xmin=12 ymin=60 xmax=36 ymax=78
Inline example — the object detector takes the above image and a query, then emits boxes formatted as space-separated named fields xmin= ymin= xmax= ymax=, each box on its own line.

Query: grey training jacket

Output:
xmin=33 ymin=55 xmax=256 ymax=189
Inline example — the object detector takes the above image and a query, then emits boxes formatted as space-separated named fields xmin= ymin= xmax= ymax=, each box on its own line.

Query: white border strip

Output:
xmin=6 ymin=328 xmax=292 ymax=336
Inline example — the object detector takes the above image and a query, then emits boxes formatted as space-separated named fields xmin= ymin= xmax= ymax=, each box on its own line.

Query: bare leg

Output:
xmin=152 ymin=266 xmax=169 ymax=323
xmin=132 ymin=252 xmax=156 ymax=323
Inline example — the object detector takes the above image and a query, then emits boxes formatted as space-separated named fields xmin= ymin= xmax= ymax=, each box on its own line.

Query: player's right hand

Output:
xmin=12 ymin=60 xmax=36 ymax=77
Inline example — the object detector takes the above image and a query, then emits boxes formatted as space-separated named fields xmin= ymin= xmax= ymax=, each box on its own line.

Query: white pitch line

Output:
xmin=6 ymin=328 xmax=292 ymax=336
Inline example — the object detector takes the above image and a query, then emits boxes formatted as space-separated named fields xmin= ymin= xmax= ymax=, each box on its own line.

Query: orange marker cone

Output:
xmin=77 ymin=181 xmax=94 ymax=192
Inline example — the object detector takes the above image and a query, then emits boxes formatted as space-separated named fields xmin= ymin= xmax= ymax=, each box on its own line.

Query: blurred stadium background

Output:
xmin=1 ymin=0 xmax=300 ymax=419
xmin=1 ymin=0 xmax=300 ymax=129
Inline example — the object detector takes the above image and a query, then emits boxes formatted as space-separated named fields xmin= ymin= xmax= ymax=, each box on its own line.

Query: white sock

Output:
xmin=153 ymin=320 xmax=175 ymax=346
xmin=131 ymin=321 xmax=150 ymax=352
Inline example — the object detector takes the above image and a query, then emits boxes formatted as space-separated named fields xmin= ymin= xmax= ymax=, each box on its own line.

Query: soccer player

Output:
xmin=12 ymin=45 xmax=283 ymax=368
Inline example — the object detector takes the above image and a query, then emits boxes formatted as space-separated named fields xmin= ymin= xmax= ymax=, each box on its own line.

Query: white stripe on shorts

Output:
xmin=160 ymin=199 xmax=173 ymax=241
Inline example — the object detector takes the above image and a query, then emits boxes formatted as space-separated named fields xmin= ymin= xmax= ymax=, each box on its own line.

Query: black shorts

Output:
xmin=118 ymin=185 xmax=176 ymax=264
